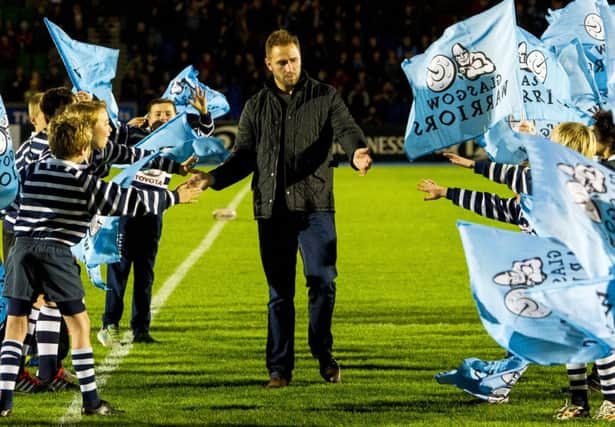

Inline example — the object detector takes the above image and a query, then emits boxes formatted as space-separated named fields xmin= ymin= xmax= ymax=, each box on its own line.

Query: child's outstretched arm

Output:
xmin=418 ymin=177 xmax=526 ymax=228
xmin=417 ymin=179 xmax=447 ymax=201
xmin=442 ymin=152 xmax=530 ymax=194
xmin=442 ymin=152 xmax=475 ymax=168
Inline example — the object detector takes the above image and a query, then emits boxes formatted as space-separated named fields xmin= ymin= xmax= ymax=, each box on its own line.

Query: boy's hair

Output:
xmin=146 ymin=98 xmax=176 ymax=114
xmin=40 ymin=87 xmax=77 ymax=122
xmin=265 ymin=29 xmax=300 ymax=58
xmin=551 ymin=121 xmax=597 ymax=158
xmin=48 ymin=114 xmax=92 ymax=159
xmin=593 ymin=110 xmax=615 ymax=151
xmin=63 ymin=100 xmax=108 ymax=128
xmin=27 ymin=92 xmax=44 ymax=109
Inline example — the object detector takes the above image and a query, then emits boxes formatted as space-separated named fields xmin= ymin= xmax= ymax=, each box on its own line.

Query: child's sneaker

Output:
xmin=554 ymin=400 xmax=590 ymax=420
xmin=14 ymin=369 xmax=44 ymax=393
xmin=97 ymin=324 xmax=119 ymax=347
xmin=43 ymin=367 xmax=80 ymax=392
xmin=60 ymin=368 xmax=78 ymax=384
xmin=595 ymin=400 xmax=615 ymax=421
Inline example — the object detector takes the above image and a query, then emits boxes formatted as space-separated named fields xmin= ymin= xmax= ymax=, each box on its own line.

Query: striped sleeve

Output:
xmin=147 ymin=156 xmax=179 ymax=174
xmin=88 ymin=142 xmax=159 ymax=177
xmin=474 ymin=160 xmax=532 ymax=194
xmin=98 ymin=142 xmax=145 ymax=165
xmin=14 ymin=140 xmax=32 ymax=171
xmin=15 ymin=132 xmax=51 ymax=172
xmin=188 ymin=112 xmax=215 ymax=137
xmin=93 ymin=142 xmax=182 ymax=174
xmin=84 ymin=171 xmax=178 ymax=217
xmin=446 ymin=188 xmax=523 ymax=225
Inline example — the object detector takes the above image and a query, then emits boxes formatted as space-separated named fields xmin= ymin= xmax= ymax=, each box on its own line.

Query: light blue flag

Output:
xmin=161 ymin=65 xmax=230 ymax=119
xmin=527 ymin=277 xmax=615 ymax=348
xmin=134 ymin=112 xmax=197 ymax=156
xmin=435 ymin=355 xmax=529 ymax=403
xmin=0 ymin=95 xmax=18 ymax=209
xmin=476 ymin=108 xmax=592 ymax=165
xmin=598 ymin=1 xmax=615 ymax=110
xmin=475 ymin=118 xmax=528 ymax=164
xmin=193 ymin=136 xmax=229 ymax=165
xmin=0 ymin=264 xmax=7 ymax=325
xmin=555 ymin=39 xmax=604 ymax=114
xmin=520 ymin=136 xmax=615 ymax=279
xmin=44 ymin=17 xmax=120 ymax=125
xmin=542 ymin=0 xmax=608 ymax=97
xmin=516 ymin=28 xmax=571 ymax=115
xmin=457 ymin=220 xmax=611 ymax=365
xmin=401 ymin=0 xmax=521 ymax=160
xmin=70 ymin=216 xmax=122 ymax=290
xmin=112 ymin=112 xmax=199 ymax=168
xmin=515 ymin=28 xmax=592 ymax=134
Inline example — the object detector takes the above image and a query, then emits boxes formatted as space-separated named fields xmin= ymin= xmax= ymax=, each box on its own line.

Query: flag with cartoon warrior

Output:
xmin=520 ymin=134 xmax=615 ymax=280
xmin=597 ymin=1 xmax=615 ymax=112
xmin=401 ymin=0 xmax=522 ymax=160
xmin=541 ymin=0 xmax=610 ymax=98
xmin=513 ymin=27 xmax=591 ymax=137
xmin=526 ymin=275 xmax=615 ymax=348
xmin=457 ymin=220 xmax=611 ymax=365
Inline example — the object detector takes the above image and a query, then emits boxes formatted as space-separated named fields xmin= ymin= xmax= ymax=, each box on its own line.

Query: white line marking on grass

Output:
xmin=59 ymin=183 xmax=251 ymax=425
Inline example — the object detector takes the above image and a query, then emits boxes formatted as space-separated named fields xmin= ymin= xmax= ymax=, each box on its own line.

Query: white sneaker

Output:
xmin=595 ymin=400 xmax=615 ymax=420
xmin=97 ymin=325 xmax=119 ymax=347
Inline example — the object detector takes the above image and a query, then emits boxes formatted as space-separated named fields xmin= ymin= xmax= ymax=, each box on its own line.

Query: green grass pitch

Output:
xmin=5 ymin=165 xmax=598 ymax=425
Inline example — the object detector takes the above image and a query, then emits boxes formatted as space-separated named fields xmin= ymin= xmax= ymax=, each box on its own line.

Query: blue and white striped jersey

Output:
xmin=4 ymin=138 xmax=180 ymax=228
xmin=86 ymin=141 xmax=180 ymax=179
xmin=474 ymin=160 xmax=531 ymax=195
xmin=14 ymin=158 xmax=179 ymax=246
xmin=3 ymin=131 xmax=53 ymax=226
xmin=446 ymin=188 xmax=533 ymax=234
xmin=14 ymin=130 xmax=52 ymax=170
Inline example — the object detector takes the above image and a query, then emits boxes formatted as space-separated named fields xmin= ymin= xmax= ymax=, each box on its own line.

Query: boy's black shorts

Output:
xmin=4 ymin=237 xmax=84 ymax=303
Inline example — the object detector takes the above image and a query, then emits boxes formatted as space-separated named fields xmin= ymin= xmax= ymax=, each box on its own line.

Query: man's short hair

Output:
xmin=265 ymin=29 xmax=300 ymax=57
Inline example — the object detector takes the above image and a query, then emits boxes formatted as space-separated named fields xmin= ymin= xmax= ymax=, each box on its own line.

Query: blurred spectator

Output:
xmin=6 ymin=65 xmax=28 ymax=102
xmin=347 ymin=81 xmax=370 ymax=122
xmin=43 ymin=63 xmax=66 ymax=89
xmin=120 ymin=66 xmax=145 ymax=104
xmin=23 ymin=70 xmax=42 ymax=102
xmin=0 ymin=35 xmax=17 ymax=68
xmin=1 ymin=0 xmax=575 ymax=121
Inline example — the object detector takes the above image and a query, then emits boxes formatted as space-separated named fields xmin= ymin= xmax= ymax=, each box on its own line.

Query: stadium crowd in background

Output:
xmin=0 ymin=0 xmax=570 ymax=126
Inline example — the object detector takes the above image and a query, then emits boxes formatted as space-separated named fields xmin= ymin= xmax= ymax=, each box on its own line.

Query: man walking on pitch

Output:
xmin=192 ymin=29 xmax=372 ymax=388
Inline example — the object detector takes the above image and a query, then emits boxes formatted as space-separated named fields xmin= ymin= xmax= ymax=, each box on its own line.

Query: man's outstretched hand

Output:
xmin=353 ymin=147 xmax=372 ymax=176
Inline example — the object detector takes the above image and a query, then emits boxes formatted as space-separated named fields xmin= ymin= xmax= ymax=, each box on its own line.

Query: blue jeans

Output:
xmin=258 ymin=211 xmax=337 ymax=379
xmin=102 ymin=214 xmax=162 ymax=334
